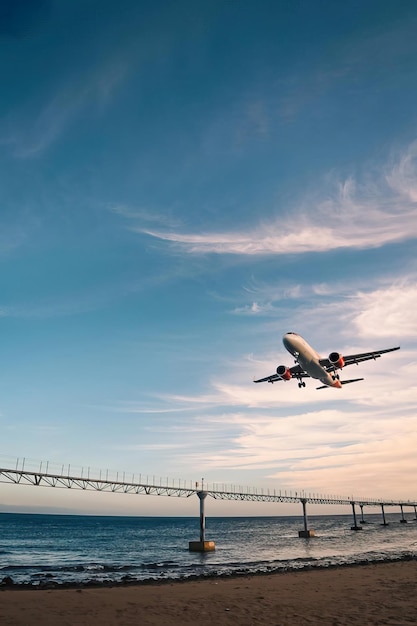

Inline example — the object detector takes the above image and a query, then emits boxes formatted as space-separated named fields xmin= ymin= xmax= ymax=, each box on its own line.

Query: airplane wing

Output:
xmin=319 ymin=346 xmax=400 ymax=370
xmin=254 ymin=364 xmax=308 ymax=384
xmin=316 ymin=377 xmax=364 ymax=390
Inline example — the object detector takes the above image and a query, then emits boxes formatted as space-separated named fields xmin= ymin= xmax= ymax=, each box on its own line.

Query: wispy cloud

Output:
xmin=112 ymin=443 xmax=187 ymax=452
xmin=386 ymin=141 xmax=417 ymax=202
xmin=280 ymin=277 xmax=417 ymax=342
xmin=92 ymin=401 xmax=196 ymax=415
xmin=352 ymin=282 xmax=417 ymax=338
xmin=267 ymin=425 xmax=417 ymax=498
xmin=2 ymin=60 xmax=128 ymax=158
xmin=230 ymin=271 xmax=417 ymax=346
xmin=316 ymin=278 xmax=416 ymax=342
xmin=108 ymin=203 xmax=181 ymax=230
xmin=232 ymin=301 xmax=275 ymax=316
xmin=229 ymin=282 xmax=303 ymax=316
xmin=133 ymin=142 xmax=417 ymax=256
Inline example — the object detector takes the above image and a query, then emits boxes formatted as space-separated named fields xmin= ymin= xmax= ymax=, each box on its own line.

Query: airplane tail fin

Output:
xmin=316 ymin=378 xmax=364 ymax=390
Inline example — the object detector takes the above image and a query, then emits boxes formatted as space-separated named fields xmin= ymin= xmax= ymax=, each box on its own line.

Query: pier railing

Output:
xmin=0 ymin=455 xmax=416 ymax=509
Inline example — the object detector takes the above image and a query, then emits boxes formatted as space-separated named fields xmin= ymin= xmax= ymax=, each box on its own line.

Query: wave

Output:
xmin=1 ymin=563 xmax=133 ymax=574
xmin=3 ymin=553 xmax=416 ymax=589
xmin=140 ymin=561 xmax=180 ymax=570
xmin=4 ymin=551 xmax=415 ymax=584
xmin=3 ymin=549 xmax=415 ymax=578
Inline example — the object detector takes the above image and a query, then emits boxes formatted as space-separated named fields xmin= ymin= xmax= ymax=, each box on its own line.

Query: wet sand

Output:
xmin=1 ymin=561 xmax=416 ymax=625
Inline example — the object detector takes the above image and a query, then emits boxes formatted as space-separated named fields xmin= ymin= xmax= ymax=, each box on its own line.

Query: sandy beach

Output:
xmin=1 ymin=561 xmax=416 ymax=626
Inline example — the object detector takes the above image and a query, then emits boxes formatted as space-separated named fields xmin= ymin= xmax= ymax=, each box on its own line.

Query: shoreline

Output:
xmin=2 ymin=553 xmax=416 ymax=591
xmin=1 ymin=560 xmax=416 ymax=625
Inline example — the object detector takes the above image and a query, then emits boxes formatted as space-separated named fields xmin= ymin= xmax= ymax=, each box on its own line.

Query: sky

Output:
xmin=1 ymin=0 xmax=417 ymax=517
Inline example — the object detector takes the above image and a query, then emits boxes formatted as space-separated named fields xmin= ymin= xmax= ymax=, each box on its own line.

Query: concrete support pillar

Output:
xmin=414 ymin=505 xmax=417 ymax=521
xmin=359 ymin=504 xmax=367 ymax=524
xmin=199 ymin=490 xmax=206 ymax=542
xmin=350 ymin=501 xmax=362 ymax=531
xmin=381 ymin=503 xmax=389 ymax=526
xmin=189 ymin=491 xmax=216 ymax=552
xmin=298 ymin=498 xmax=315 ymax=537
xmin=400 ymin=504 xmax=407 ymax=523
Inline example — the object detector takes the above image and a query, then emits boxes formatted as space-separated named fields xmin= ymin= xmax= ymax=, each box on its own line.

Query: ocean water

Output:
xmin=1 ymin=512 xmax=416 ymax=586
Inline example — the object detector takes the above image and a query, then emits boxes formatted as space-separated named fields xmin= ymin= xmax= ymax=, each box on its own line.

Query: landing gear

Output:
xmin=298 ymin=380 xmax=306 ymax=388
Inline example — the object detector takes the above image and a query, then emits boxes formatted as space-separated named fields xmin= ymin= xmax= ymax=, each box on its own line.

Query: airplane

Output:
xmin=254 ymin=332 xmax=400 ymax=389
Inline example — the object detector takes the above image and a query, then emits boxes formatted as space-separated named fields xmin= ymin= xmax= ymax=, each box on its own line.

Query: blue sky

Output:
xmin=1 ymin=0 xmax=417 ymax=516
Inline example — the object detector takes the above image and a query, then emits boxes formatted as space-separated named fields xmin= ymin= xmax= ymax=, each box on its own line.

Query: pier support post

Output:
xmin=350 ymin=502 xmax=362 ymax=531
xmin=189 ymin=491 xmax=216 ymax=552
xmin=381 ymin=503 xmax=389 ymax=526
xmin=414 ymin=505 xmax=417 ymax=521
xmin=298 ymin=498 xmax=315 ymax=538
xmin=359 ymin=504 xmax=367 ymax=524
xmin=400 ymin=504 xmax=407 ymax=524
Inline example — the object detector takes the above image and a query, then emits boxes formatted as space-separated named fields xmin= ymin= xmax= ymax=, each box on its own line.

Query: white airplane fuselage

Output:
xmin=283 ymin=332 xmax=342 ymax=388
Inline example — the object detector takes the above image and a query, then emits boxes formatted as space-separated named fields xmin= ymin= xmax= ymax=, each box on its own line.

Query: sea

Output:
xmin=1 ymin=512 xmax=417 ymax=587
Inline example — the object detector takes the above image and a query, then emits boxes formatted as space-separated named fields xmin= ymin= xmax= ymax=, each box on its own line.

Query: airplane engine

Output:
xmin=276 ymin=365 xmax=291 ymax=380
xmin=328 ymin=352 xmax=345 ymax=369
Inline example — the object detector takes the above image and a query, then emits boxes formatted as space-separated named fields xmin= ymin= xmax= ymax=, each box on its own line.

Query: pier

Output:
xmin=1 ymin=457 xmax=417 ymax=551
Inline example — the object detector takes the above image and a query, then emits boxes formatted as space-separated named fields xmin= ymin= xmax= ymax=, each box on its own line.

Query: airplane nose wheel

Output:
xmin=298 ymin=381 xmax=306 ymax=388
